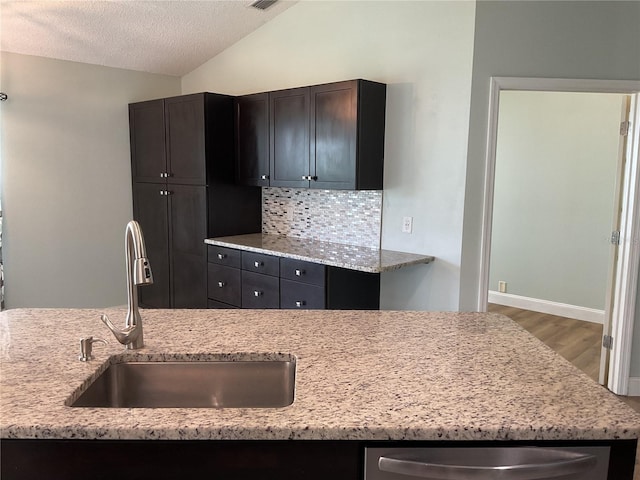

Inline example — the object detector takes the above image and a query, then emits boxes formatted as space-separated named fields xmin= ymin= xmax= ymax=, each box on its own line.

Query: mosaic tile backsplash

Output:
xmin=262 ymin=188 xmax=382 ymax=248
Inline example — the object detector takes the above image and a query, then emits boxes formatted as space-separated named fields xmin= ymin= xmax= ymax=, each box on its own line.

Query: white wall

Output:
xmin=0 ymin=52 xmax=181 ymax=308
xmin=182 ymin=1 xmax=476 ymax=311
xmin=489 ymin=91 xmax=623 ymax=310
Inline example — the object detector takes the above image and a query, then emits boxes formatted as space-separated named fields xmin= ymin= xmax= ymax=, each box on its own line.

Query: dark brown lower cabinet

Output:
xmin=206 ymin=246 xmax=380 ymax=310
xmin=133 ymin=183 xmax=208 ymax=308
xmin=134 ymin=184 xmax=261 ymax=309
xmin=2 ymin=439 xmax=636 ymax=480
xmin=132 ymin=183 xmax=171 ymax=308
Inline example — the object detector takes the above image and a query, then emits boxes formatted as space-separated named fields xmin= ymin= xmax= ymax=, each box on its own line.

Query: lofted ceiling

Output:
xmin=0 ymin=0 xmax=297 ymax=76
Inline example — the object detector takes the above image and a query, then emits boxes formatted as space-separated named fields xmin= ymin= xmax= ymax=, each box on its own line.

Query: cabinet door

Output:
xmin=132 ymin=183 xmax=171 ymax=308
xmin=236 ymin=94 xmax=270 ymax=187
xmin=310 ymin=81 xmax=357 ymax=190
xmin=168 ymin=184 xmax=208 ymax=308
xmin=129 ymin=99 xmax=166 ymax=184
xmin=165 ymin=94 xmax=207 ymax=185
xmin=270 ymin=87 xmax=310 ymax=188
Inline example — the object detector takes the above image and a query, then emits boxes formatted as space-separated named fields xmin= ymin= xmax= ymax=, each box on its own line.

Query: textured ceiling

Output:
xmin=0 ymin=0 xmax=296 ymax=76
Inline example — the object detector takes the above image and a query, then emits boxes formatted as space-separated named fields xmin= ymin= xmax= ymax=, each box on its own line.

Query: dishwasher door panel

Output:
xmin=364 ymin=446 xmax=610 ymax=480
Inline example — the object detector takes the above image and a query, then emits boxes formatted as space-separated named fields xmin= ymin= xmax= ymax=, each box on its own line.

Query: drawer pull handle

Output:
xmin=254 ymin=261 xmax=263 ymax=268
xmin=254 ymin=290 xmax=263 ymax=297
xmin=295 ymin=301 xmax=306 ymax=308
xmin=217 ymin=253 xmax=227 ymax=260
xmin=260 ymin=174 xmax=269 ymax=180
xmin=295 ymin=269 xmax=305 ymax=276
xmin=218 ymin=281 xmax=226 ymax=288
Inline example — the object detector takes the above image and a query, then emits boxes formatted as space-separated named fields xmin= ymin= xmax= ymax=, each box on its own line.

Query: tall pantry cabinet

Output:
xmin=129 ymin=93 xmax=261 ymax=308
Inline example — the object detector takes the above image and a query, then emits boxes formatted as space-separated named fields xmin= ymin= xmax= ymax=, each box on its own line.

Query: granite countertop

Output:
xmin=204 ymin=233 xmax=434 ymax=273
xmin=1 ymin=308 xmax=639 ymax=442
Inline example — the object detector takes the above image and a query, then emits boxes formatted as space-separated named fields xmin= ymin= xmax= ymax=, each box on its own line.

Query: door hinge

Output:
xmin=620 ymin=120 xmax=630 ymax=136
xmin=610 ymin=230 xmax=621 ymax=245
xmin=603 ymin=334 xmax=614 ymax=350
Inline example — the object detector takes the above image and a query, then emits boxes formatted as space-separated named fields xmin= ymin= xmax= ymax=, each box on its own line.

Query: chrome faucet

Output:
xmin=101 ymin=220 xmax=153 ymax=350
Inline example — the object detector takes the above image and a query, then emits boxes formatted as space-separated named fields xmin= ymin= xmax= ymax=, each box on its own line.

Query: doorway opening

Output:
xmin=478 ymin=78 xmax=640 ymax=396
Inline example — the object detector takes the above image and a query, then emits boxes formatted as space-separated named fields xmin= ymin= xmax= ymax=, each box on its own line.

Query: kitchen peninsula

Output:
xmin=1 ymin=308 xmax=639 ymax=479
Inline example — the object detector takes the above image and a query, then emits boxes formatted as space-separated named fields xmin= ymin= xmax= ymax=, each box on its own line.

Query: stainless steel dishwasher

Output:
xmin=364 ymin=446 xmax=610 ymax=480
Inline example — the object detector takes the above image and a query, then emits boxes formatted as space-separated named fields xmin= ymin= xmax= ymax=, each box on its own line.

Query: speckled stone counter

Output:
xmin=1 ymin=308 xmax=639 ymax=442
xmin=205 ymin=233 xmax=434 ymax=273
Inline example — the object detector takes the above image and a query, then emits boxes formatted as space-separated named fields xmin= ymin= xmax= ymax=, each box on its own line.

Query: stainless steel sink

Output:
xmin=70 ymin=355 xmax=296 ymax=408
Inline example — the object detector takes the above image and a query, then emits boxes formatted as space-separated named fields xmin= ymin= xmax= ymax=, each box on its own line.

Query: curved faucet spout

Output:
xmin=101 ymin=220 xmax=153 ymax=350
xmin=100 ymin=314 xmax=142 ymax=346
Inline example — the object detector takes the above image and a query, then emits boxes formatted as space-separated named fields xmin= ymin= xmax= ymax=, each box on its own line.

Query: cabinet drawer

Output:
xmin=280 ymin=258 xmax=325 ymax=286
xmin=207 ymin=264 xmax=241 ymax=307
xmin=207 ymin=245 xmax=241 ymax=268
xmin=280 ymin=279 xmax=325 ymax=310
xmin=242 ymin=251 xmax=280 ymax=276
xmin=242 ymin=271 xmax=279 ymax=309
xmin=208 ymin=299 xmax=239 ymax=309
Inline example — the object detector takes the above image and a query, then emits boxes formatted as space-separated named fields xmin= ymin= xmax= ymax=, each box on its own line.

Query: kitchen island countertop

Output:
xmin=1 ymin=308 xmax=639 ymax=442
xmin=205 ymin=233 xmax=434 ymax=273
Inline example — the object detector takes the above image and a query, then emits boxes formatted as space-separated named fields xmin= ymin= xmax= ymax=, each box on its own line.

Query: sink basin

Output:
xmin=70 ymin=354 xmax=296 ymax=408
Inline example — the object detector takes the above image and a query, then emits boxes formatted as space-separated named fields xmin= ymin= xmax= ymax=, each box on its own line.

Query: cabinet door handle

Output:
xmin=261 ymin=174 xmax=270 ymax=180
xmin=218 ymin=281 xmax=226 ymax=288
xmin=159 ymin=190 xmax=172 ymax=196
xmin=254 ymin=290 xmax=263 ymax=297
xmin=295 ymin=269 xmax=305 ymax=277
xmin=217 ymin=253 xmax=227 ymax=260
xmin=254 ymin=261 xmax=263 ymax=268
xmin=295 ymin=301 xmax=306 ymax=308
xmin=301 ymin=175 xmax=310 ymax=180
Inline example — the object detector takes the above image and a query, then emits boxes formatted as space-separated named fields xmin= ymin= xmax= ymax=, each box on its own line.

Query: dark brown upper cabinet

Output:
xmin=130 ymin=93 xmax=234 ymax=186
xmin=311 ymin=80 xmax=386 ymax=190
xmin=269 ymin=87 xmax=311 ymax=188
xmin=129 ymin=99 xmax=166 ymax=184
xmin=235 ymin=93 xmax=270 ymax=187
xmin=234 ymin=79 xmax=386 ymax=190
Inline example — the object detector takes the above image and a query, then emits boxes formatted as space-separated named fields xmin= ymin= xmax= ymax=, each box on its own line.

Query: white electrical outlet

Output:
xmin=402 ymin=216 xmax=413 ymax=233
xmin=498 ymin=281 xmax=507 ymax=293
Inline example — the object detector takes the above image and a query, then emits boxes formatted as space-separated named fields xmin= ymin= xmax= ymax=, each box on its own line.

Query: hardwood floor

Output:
xmin=488 ymin=304 xmax=603 ymax=382
xmin=488 ymin=304 xmax=640 ymax=479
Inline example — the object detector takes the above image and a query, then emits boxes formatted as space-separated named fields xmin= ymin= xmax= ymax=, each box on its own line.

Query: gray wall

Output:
xmin=460 ymin=1 xmax=640 ymax=372
xmin=0 ymin=52 xmax=181 ymax=308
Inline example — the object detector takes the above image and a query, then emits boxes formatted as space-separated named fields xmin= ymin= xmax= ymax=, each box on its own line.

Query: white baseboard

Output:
xmin=628 ymin=377 xmax=640 ymax=396
xmin=488 ymin=291 xmax=605 ymax=325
